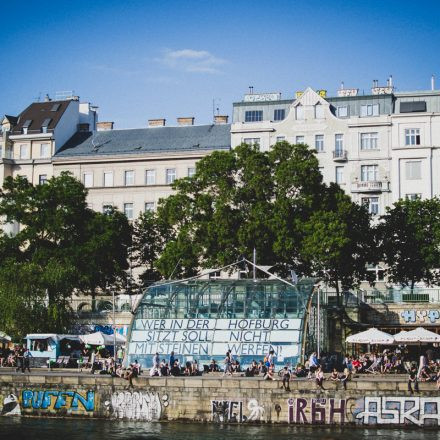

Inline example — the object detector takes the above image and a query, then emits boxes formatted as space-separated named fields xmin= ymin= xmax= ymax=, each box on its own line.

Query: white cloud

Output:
xmin=156 ymin=49 xmax=226 ymax=74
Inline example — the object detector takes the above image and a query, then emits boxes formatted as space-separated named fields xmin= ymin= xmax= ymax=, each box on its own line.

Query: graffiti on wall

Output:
xmin=401 ymin=310 xmax=440 ymax=324
xmin=0 ymin=394 xmax=21 ymax=416
xmin=21 ymin=390 xmax=95 ymax=412
xmin=106 ymin=391 xmax=168 ymax=421
xmin=212 ymin=399 xmax=264 ymax=423
xmin=288 ymin=398 xmax=350 ymax=424
xmin=355 ymin=397 xmax=440 ymax=426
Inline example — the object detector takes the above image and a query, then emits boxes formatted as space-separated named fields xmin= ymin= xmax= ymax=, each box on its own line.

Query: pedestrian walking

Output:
xmin=23 ymin=348 xmax=32 ymax=373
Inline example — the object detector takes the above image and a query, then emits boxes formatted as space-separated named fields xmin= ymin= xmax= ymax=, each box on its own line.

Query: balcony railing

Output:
xmin=333 ymin=149 xmax=347 ymax=161
xmin=351 ymin=180 xmax=390 ymax=192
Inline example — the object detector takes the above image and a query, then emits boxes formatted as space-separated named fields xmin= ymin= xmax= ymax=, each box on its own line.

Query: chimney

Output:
xmin=177 ymin=117 xmax=195 ymax=126
xmin=96 ymin=121 xmax=114 ymax=131
xmin=432 ymin=75 xmax=435 ymax=91
xmin=214 ymin=115 xmax=229 ymax=124
xmin=148 ymin=118 xmax=166 ymax=127
xmin=44 ymin=94 xmax=51 ymax=102
xmin=389 ymin=75 xmax=393 ymax=87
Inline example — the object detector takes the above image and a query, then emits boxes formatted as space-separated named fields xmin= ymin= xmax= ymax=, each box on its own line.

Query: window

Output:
xmin=41 ymin=118 xmax=51 ymax=133
xmin=83 ymin=172 xmax=93 ymax=188
xmin=103 ymin=172 xmax=113 ymax=187
xmin=360 ymin=132 xmax=378 ymax=150
xmin=405 ymin=128 xmax=421 ymax=146
xmin=296 ymin=136 xmax=305 ymax=144
xmin=145 ymin=202 xmax=155 ymax=212
xmin=166 ymin=168 xmax=176 ymax=184
xmin=405 ymin=161 xmax=421 ymax=180
xmin=295 ymin=105 xmax=304 ymax=120
xmin=406 ymin=193 xmax=422 ymax=201
xmin=243 ymin=138 xmax=260 ymax=146
xmin=39 ymin=174 xmax=47 ymax=185
xmin=274 ymin=109 xmax=285 ymax=121
xmin=360 ymin=104 xmax=379 ymax=117
xmin=361 ymin=165 xmax=378 ymax=182
xmin=335 ymin=134 xmax=344 ymax=152
xmin=315 ymin=135 xmax=324 ymax=152
xmin=337 ymin=106 xmax=348 ymax=118
xmin=146 ymin=169 xmax=156 ymax=185
xmin=245 ymin=110 xmax=263 ymax=122
xmin=187 ymin=167 xmax=196 ymax=178
xmin=124 ymin=203 xmax=134 ymax=220
xmin=19 ymin=144 xmax=29 ymax=159
xmin=315 ymin=104 xmax=325 ymax=119
xmin=124 ymin=170 xmax=134 ymax=186
xmin=276 ymin=136 xmax=285 ymax=142
xmin=40 ymin=143 xmax=50 ymax=158
xmin=22 ymin=119 xmax=32 ymax=134
xmin=335 ymin=167 xmax=344 ymax=184
xmin=103 ymin=205 xmax=113 ymax=215
xmin=362 ymin=197 xmax=379 ymax=215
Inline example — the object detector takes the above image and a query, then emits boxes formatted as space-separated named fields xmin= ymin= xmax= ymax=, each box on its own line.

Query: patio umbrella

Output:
xmin=394 ymin=327 xmax=440 ymax=344
xmin=346 ymin=328 xmax=395 ymax=345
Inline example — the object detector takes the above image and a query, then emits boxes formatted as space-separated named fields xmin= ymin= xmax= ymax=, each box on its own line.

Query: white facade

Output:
xmin=231 ymin=87 xmax=440 ymax=215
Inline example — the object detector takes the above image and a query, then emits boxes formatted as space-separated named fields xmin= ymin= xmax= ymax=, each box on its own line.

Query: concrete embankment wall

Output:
xmin=0 ymin=374 xmax=439 ymax=427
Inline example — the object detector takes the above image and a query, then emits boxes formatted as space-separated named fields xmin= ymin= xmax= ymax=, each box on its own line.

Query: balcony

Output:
xmin=332 ymin=149 xmax=347 ymax=161
xmin=351 ymin=180 xmax=390 ymax=193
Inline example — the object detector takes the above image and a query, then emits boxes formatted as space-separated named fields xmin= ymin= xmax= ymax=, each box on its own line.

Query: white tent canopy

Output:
xmin=394 ymin=327 xmax=440 ymax=344
xmin=80 ymin=331 xmax=126 ymax=346
xmin=25 ymin=334 xmax=80 ymax=342
xmin=346 ymin=328 xmax=395 ymax=345
xmin=0 ymin=332 xmax=11 ymax=342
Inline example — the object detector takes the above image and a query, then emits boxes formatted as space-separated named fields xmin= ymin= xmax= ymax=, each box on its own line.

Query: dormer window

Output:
xmin=295 ymin=105 xmax=304 ymax=120
xmin=22 ymin=119 xmax=32 ymax=134
xmin=41 ymin=118 xmax=51 ymax=133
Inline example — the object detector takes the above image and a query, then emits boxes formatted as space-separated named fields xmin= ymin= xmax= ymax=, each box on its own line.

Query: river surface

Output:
xmin=0 ymin=418 xmax=438 ymax=440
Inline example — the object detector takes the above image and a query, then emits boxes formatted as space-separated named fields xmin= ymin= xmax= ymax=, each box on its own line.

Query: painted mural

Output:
xmin=0 ymin=394 xmax=21 ymax=416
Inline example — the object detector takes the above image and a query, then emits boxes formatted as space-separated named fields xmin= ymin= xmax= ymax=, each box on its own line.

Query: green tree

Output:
xmin=0 ymin=173 xmax=131 ymax=337
xmin=154 ymin=142 xmax=329 ymax=279
xmin=378 ymin=197 xmax=440 ymax=289
xmin=132 ymin=210 xmax=174 ymax=284
xmin=300 ymin=185 xmax=377 ymax=304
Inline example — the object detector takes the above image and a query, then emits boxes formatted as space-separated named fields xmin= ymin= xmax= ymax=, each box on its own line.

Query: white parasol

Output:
xmin=394 ymin=327 xmax=440 ymax=344
xmin=346 ymin=327 xmax=395 ymax=345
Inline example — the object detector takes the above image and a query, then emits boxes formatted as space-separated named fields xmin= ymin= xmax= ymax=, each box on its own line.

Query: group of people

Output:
xmin=0 ymin=345 xmax=32 ymax=372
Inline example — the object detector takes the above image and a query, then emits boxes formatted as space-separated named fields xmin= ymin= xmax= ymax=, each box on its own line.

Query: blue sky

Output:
xmin=1 ymin=0 xmax=440 ymax=128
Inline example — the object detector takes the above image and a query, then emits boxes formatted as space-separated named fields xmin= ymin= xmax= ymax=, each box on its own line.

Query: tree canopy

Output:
xmin=0 ymin=173 xmax=131 ymax=338
xmin=133 ymin=142 xmax=376 ymax=292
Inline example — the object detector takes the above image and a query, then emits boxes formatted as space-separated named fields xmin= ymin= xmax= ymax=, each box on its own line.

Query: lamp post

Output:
xmin=317 ymin=287 xmax=321 ymax=359
xmin=112 ymin=287 xmax=116 ymax=365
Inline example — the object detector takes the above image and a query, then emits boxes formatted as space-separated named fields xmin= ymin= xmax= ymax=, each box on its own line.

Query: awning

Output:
xmin=79 ymin=331 xmax=126 ymax=346
xmin=346 ymin=328 xmax=394 ymax=345
xmin=394 ymin=327 xmax=440 ymax=344
xmin=25 ymin=334 xmax=80 ymax=342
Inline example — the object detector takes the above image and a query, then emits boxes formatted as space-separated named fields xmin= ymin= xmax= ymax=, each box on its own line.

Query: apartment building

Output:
xmin=52 ymin=118 xmax=231 ymax=217
xmin=231 ymin=79 xmax=440 ymax=216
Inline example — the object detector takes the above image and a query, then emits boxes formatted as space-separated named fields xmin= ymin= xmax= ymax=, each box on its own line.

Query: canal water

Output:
xmin=0 ymin=418 xmax=437 ymax=440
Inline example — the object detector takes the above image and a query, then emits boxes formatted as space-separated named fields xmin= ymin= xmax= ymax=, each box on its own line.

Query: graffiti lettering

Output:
xmin=109 ymin=391 xmax=166 ymax=421
xmin=401 ymin=310 xmax=440 ymax=324
xmin=21 ymin=390 xmax=94 ymax=412
xmin=355 ymin=397 xmax=440 ymax=426
xmin=288 ymin=398 xmax=347 ymax=424
xmin=212 ymin=400 xmax=264 ymax=423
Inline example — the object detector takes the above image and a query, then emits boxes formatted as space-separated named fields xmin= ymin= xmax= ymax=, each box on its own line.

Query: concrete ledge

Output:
xmin=61 ymin=376 xmax=79 ymax=385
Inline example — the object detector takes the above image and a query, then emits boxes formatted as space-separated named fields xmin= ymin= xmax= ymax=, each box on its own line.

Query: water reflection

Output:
xmin=0 ymin=418 xmax=437 ymax=440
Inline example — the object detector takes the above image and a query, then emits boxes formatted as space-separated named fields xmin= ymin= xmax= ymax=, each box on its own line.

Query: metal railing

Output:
xmin=332 ymin=149 xmax=348 ymax=160
xmin=322 ymin=288 xmax=440 ymax=305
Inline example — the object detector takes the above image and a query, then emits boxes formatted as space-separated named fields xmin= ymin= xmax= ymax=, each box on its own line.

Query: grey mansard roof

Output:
xmin=55 ymin=124 xmax=231 ymax=157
